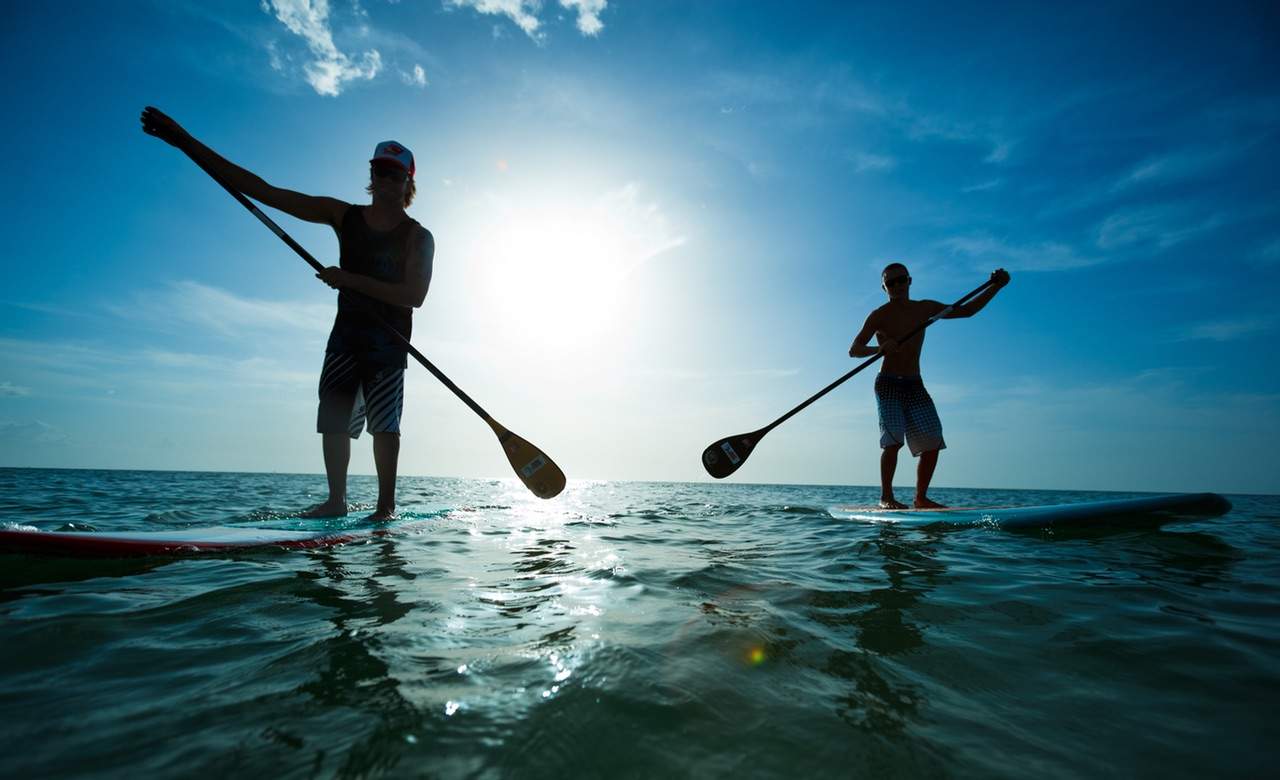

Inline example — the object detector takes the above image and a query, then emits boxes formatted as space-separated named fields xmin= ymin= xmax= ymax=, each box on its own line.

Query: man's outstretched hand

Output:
xmin=140 ymin=106 xmax=193 ymax=150
xmin=991 ymin=268 xmax=1011 ymax=288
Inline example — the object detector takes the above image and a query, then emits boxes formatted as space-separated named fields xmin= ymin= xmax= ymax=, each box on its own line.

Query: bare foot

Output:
xmin=300 ymin=500 xmax=348 ymax=518
xmin=879 ymin=498 xmax=909 ymax=509
xmin=365 ymin=506 xmax=396 ymax=522
xmin=913 ymin=497 xmax=948 ymax=509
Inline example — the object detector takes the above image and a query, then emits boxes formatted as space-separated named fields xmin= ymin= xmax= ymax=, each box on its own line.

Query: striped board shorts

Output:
xmin=874 ymin=373 xmax=946 ymax=457
xmin=316 ymin=352 xmax=405 ymax=438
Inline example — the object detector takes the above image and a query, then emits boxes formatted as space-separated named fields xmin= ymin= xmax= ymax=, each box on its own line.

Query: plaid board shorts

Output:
xmin=875 ymin=373 xmax=946 ymax=457
xmin=316 ymin=352 xmax=405 ymax=438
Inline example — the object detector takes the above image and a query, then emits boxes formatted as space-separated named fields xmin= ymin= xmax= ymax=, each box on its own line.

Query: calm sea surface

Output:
xmin=1 ymin=468 xmax=1276 ymax=778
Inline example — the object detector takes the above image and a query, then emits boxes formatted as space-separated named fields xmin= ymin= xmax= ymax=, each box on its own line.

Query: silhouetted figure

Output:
xmin=141 ymin=107 xmax=434 ymax=520
xmin=848 ymin=265 xmax=1009 ymax=509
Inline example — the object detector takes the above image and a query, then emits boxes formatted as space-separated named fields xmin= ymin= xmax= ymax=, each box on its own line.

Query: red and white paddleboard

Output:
xmin=0 ymin=509 xmax=454 ymax=558
xmin=0 ymin=524 xmax=388 ymax=557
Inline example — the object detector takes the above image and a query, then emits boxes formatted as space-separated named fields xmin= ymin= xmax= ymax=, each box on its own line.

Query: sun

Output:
xmin=479 ymin=200 xmax=649 ymax=356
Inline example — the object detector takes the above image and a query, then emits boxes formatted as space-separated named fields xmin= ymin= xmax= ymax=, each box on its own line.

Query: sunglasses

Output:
xmin=884 ymin=275 xmax=911 ymax=288
xmin=372 ymin=164 xmax=408 ymax=182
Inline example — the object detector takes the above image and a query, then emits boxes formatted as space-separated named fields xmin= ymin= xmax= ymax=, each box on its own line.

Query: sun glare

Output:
xmin=475 ymin=190 xmax=681 ymax=358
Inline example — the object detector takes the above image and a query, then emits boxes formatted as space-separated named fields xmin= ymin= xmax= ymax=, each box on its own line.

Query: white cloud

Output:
xmin=263 ymin=0 xmax=382 ymax=96
xmin=446 ymin=0 xmax=543 ymax=38
xmin=445 ymin=0 xmax=608 ymax=40
xmin=559 ymin=0 xmax=606 ymax=36
xmin=938 ymin=235 xmax=1101 ymax=272
xmin=401 ymin=63 xmax=428 ymax=88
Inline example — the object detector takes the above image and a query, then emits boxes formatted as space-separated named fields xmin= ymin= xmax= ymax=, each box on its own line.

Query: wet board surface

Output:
xmin=826 ymin=493 xmax=1232 ymax=529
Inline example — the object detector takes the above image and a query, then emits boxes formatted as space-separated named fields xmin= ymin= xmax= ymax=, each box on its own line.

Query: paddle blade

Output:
xmin=494 ymin=425 xmax=567 ymax=499
xmin=701 ymin=431 xmax=762 ymax=479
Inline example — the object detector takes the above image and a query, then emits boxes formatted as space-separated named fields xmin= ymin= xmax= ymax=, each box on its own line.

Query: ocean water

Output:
xmin=1 ymin=468 xmax=1276 ymax=779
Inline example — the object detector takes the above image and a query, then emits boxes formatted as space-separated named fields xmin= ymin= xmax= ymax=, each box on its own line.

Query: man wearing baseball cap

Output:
xmin=141 ymin=107 xmax=434 ymax=521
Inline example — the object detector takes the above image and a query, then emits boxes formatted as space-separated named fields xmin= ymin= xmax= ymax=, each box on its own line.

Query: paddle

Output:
xmin=701 ymin=278 xmax=998 ymax=479
xmin=164 ymin=141 xmax=567 ymax=499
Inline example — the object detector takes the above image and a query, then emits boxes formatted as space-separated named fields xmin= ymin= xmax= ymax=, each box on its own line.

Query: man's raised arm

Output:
xmin=944 ymin=268 xmax=1011 ymax=318
xmin=141 ymin=106 xmax=347 ymax=229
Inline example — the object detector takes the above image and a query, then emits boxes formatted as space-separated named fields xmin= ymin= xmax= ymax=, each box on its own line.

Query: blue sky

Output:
xmin=1 ymin=1 xmax=1277 ymax=493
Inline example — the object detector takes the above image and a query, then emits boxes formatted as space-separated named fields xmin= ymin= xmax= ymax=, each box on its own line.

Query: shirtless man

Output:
xmin=848 ymin=264 xmax=1010 ymax=509
xmin=141 ymin=107 xmax=434 ymax=520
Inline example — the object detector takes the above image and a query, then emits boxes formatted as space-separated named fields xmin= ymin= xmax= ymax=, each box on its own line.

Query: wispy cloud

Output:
xmin=0 ymin=420 xmax=67 ymax=445
xmin=1095 ymin=205 xmax=1225 ymax=252
xmin=1112 ymin=144 xmax=1244 ymax=192
xmin=0 ymin=335 xmax=318 ymax=401
xmin=262 ymin=0 xmax=382 ymax=96
xmin=937 ymin=235 xmax=1100 ymax=272
xmin=706 ymin=65 xmax=1011 ymax=165
xmin=106 ymin=281 xmax=332 ymax=343
xmin=1258 ymin=238 xmax=1280 ymax=266
xmin=961 ymin=179 xmax=1002 ymax=193
xmin=905 ymin=112 xmax=1013 ymax=166
xmin=598 ymin=182 xmax=688 ymax=267
xmin=630 ymin=366 xmax=800 ymax=381
xmin=851 ymin=152 xmax=896 ymax=173
xmin=446 ymin=0 xmax=608 ymax=41
xmin=1176 ymin=315 xmax=1277 ymax=343
xmin=0 ymin=382 xmax=31 ymax=397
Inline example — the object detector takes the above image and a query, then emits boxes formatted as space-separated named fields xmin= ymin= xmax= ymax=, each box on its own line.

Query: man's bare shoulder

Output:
xmin=868 ymin=302 xmax=894 ymax=319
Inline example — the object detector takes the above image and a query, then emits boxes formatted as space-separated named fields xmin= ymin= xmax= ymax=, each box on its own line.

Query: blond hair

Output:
xmin=366 ymin=175 xmax=416 ymax=208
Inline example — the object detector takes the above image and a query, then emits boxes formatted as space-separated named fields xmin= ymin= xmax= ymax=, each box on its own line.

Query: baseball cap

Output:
xmin=370 ymin=140 xmax=415 ymax=178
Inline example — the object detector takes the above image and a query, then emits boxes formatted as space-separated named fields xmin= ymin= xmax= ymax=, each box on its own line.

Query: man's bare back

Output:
xmin=865 ymin=299 xmax=947 ymax=375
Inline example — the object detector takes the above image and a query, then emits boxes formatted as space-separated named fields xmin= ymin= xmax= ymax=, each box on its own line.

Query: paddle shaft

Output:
xmin=179 ymin=147 xmax=495 ymax=424
xmin=758 ymin=278 xmax=998 ymax=436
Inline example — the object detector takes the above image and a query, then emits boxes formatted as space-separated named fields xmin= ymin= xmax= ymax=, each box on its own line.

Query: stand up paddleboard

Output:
xmin=0 ymin=525 xmax=383 ymax=557
xmin=0 ymin=510 xmax=452 ymax=558
xmin=827 ymin=493 xmax=1231 ymax=529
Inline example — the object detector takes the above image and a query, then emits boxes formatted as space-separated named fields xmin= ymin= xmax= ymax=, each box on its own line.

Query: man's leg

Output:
xmin=302 ymin=433 xmax=351 ymax=516
xmin=305 ymin=352 xmax=362 ymax=517
xmin=880 ymin=444 xmax=907 ymax=509
xmin=914 ymin=448 xmax=945 ymax=509
xmin=371 ymin=432 xmax=400 ymax=520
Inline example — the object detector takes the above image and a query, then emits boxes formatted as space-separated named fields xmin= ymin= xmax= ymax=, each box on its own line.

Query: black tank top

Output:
xmin=324 ymin=205 xmax=417 ymax=366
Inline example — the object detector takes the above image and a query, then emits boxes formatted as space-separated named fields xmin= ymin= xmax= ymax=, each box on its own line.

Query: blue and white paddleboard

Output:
xmin=827 ymin=493 xmax=1231 ymax=529
xmin=0 ymin=509 xmax=453 ymax=558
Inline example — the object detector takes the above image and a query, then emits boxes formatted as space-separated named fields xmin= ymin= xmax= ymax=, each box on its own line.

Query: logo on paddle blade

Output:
xmin=720 ymin=442 xmax=740 ymax=465
xmin=521 ymin=456 xmax=546 ymax=477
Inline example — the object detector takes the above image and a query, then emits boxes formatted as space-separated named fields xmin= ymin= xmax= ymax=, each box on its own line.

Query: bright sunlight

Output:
xmin=472 ymin=184 xmax=686 ymax=358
